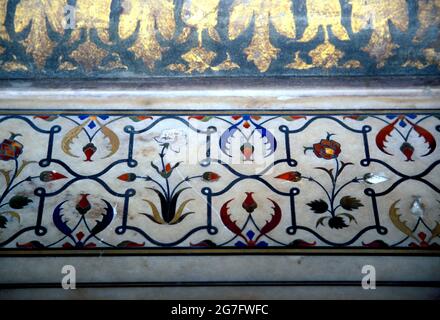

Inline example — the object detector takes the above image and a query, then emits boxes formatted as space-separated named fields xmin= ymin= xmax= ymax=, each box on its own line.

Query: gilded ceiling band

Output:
xmin=0 ymin=0 xmax=438 ymax=76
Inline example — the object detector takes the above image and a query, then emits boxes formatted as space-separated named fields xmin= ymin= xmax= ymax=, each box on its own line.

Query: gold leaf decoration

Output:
xmin=423 ymin=48 xmax=440 ymax=68
xmin=286 ymin=43 xmax=361 ymax=70
xmin=69 ymin=0 xmax=112 ymax=71
xmin=402 ymin=48 xmax=440 ymax=70
xmin=288 ymin=0 xmax=357 ymax=70
xmin=14 ymin=0 xmax=66 ymax=69
xmin=229 ymin=0 xmax=296 ymax=72
xmin=211 ymin=53 xmax=240 ymax=71
xmin=285 ymin=52 xmax=314 ymax=70
xmin=181 ymin=47 xmax=216 ymax=73
xmin=70 ymin=39 xmax=108 ymax=72
xmin=410 ymin=0 xmax=440 ymax=69
xmin=0 ymin=0 xmax=9 ymax=41
xmin=413 ymin=0 xmax=440 ymax=43
xmin=180 ymin=0 xmax=221 ymax=47
xmin=69 ymin=0 xmax=112 ymax=44
xmin=1 ymin=60 xmax=28 ymax=72
xmin=401 ymin=59 xmax=429 ymax=70
xmin=168 ymin=48 xmax=239 ymax=74
xmin=308 ymin=42 xmax=345 ymax=68
xmin=389 ymin=200 xmax=417 ymax=240
xmin=171 ymin=0 xmax=238 ymax=74
xmin=350 ymin=0 xmax=409 ymax=68
xmin=167 ymin=63 xmax=187 ymax=72
xmin=176 ymin=26 xmax=192 ymax=44
xmin=299 ymin=0 xmax=349 ymax=43
xmin=57 ymin=57 xmax=78 ymax=71
xmin=99 ymin=53 xmax=128 ymax=71
xmin=119 ymin=0 xmax=175 ymax=69
xmin=0 ymin=0 xmax=437 ymax=74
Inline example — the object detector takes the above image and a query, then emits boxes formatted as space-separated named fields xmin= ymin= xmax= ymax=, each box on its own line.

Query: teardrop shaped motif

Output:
xmin=83 ymin=143 xmax=97 ymax=162
xmin=240 ymin=143 xmax=255 ymax=161
xmin=242 ymin=192 xmax=257 ymax=213
xmin=76 ymin=194 xmax=91 ymax=215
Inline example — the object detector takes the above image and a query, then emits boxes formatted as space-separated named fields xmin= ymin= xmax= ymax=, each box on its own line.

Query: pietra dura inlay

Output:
xmin=0 ymin=110 xmax=438 ymax=255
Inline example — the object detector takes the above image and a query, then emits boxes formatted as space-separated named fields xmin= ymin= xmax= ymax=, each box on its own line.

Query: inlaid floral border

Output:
xmin=0 ymin=109 xmax=439 ymax=256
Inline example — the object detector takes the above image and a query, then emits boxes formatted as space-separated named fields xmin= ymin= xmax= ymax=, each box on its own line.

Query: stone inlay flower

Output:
xmin=0 ymin=133 xmax=23 ymax=161
xmin=304 ymin=133 xmax=341 ymax=160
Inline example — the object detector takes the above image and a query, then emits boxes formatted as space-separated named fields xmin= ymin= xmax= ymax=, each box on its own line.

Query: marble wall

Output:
xmin=0 ymin=0 xmax=439 ymax=299
xmin=0 ymin=81 xmax=438 ymax=299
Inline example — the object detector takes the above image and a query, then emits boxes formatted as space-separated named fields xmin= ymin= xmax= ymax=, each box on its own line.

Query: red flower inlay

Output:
xmin=0 ymin=133 xmax=23 ymax=161
xmin=313 ymin=138 xmax=341 ymax=160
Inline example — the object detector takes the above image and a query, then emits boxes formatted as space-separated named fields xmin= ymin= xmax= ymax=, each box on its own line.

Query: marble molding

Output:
xmin=0 ymin=110 xmax=439 ymax=254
